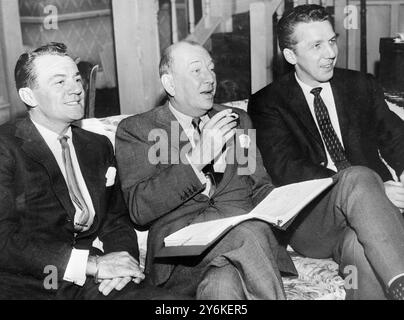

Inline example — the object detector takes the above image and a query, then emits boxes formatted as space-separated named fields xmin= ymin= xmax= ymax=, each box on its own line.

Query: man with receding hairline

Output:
xmin=116 ymin=40 xmax=297 ymax=300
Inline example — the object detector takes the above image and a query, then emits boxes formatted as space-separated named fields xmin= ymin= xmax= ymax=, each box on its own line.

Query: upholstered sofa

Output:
xmin=78 ymin=99 xmax=404 ymax=300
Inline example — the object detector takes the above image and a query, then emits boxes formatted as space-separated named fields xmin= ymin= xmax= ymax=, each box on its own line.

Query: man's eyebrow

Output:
xmin=48 ymin=74 xmax=67 ymax=81
xmin=189 ymin=60 xmax=202 ymax=65
xmin=49 ymin=72 xmax=81 ymax=80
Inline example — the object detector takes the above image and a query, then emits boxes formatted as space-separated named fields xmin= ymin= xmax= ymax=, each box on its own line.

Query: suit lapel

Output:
xmin=285 ymin=74 xmax=324 ymax=147
xmin=71 ymin=126 xmax=104 ymax=234
xmin=155 ymin=103 xmax=191 ymax=163
xmin=16 ymin=117 xmax=76 ymax=219
xmin=330 ymin=70 xmax=350 ymax=148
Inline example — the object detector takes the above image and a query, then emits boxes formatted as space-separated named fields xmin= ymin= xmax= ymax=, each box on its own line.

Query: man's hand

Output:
xmin=384 ymin=178 xmax=404 ymax=213
xmin=96 ymin=251 xmax=144 ymax=280
xmin=87 ymin=251 xmax=145 ymax=296
xmin=188 ymin=109 xmax=239 ymax=172
xmin=98 ymin=276 xmax=133 ymax=296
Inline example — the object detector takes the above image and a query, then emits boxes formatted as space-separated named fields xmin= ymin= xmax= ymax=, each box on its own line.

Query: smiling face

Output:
xmin=284 ymin=20 xmax=338 ymax=87
xmin=23 ymin=54 xmax=84 ymax=133
xmin=163 ymin=42 xmax=216 ymax=117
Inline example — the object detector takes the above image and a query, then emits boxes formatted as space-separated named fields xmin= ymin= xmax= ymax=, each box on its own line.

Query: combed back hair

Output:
xmin=159 ymin=40 xmax=203 ymax=77
xmin=14 ymin=42 xmax=69 ymax=91
xmin=277 ymin=4 xmax=332 ymax=51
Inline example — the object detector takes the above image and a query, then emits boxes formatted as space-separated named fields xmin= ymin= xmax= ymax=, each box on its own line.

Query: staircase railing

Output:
xmin=167 ymin=0 xmax=338 ymax=94
xmin=169 ymin=0 xmax=228 ymax=45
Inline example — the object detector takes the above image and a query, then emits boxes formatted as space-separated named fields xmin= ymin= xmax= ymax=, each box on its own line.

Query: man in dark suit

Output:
xmin=0 ymin=43 xmax=178 ymax=300
xmin=248 ymin=4 xmax=404 ymax=299
xmin=115 ymin=40 xmax=297 ymax=300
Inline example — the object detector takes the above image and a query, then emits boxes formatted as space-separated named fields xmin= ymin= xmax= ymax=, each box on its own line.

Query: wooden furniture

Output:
xmin=77 ymin=61 xmax=99 ymax=119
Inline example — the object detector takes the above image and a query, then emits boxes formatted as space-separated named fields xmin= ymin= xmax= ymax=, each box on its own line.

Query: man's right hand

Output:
xmin=188 ymin=109 xmax=239 ymax=172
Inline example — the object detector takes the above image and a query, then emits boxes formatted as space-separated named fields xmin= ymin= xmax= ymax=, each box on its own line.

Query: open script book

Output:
xmin=157 ymin=178 xmax=334 ymax=257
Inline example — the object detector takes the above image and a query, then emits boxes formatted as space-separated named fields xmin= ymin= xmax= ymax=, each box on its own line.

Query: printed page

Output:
xmin=163 ymin=178 xmax=334 ymax=248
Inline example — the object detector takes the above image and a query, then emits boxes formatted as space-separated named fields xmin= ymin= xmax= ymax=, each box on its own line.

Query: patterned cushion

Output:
xmin=283 ymin=250 xmax=345 ymax=300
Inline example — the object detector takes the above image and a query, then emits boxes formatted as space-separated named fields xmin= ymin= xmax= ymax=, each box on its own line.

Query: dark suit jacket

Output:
xmin=248 ymin=68 xmax=404 ymax=186
xmin=115 ymin=103 xmax=296 ymax=286
xmin=0 ymin=117 xmax=138 ymax=299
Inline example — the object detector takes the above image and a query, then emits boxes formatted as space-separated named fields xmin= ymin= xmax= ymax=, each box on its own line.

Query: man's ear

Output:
xmin=161 ymin=74 xmax=175 ymax=97
xmin=283 ymin=48 xmax=297 ymax=65
xmin=18 ymin=88 xmax=38 ymax=108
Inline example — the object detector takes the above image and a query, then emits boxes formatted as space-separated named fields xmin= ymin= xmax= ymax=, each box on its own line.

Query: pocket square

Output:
xmin=239 ymin=134 xmax=251 ymax=149
xmin=92 ymin=237 xmax=104 ymax=253
xmin=105 ymin=167 xmax=116 ymax=187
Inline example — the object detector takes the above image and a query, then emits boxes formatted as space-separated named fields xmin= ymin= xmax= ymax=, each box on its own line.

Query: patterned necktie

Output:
xmin=59 ymin=136 xmax=92 ymax=232
xmin=310 ymin=87 xmax=351 ymax=171
xmin=191 ymin=118 xmax=223 ymax=196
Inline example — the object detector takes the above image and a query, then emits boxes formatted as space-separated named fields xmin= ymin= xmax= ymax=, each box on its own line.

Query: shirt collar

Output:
xmin=295 ymin=73 xmax=331 ymax=96
xmin=168 ymin=102 xmax=210 ymax=130
xmin=31 ymin=118 xmax=72 ymax=142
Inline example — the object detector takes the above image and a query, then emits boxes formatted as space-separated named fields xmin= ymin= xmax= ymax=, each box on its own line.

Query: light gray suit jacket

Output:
xmin=115 ymin=103 xmax=296 ymax=289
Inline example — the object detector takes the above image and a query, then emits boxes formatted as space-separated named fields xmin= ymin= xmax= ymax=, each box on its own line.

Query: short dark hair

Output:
xmin=14 ymin=42 xmax=69 ymax=92
xmin=159 ymin=40 xmax=202 ymax=77
xmin=277 ymin=4 xmax=332 ymax=51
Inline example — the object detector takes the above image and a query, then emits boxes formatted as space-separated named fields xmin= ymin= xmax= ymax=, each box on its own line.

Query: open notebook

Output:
xmin=157 ymin=178 xmax=334 ymax=257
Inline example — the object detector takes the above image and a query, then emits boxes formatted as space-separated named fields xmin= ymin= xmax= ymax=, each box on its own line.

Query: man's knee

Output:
xmin=340 ymin=166 xmax=381 ymax=184
xmin=197 ymin=264 xmax=245 ymax=300
xmin=339 ymin=166 xmax=383 ymax=193
xmin=234 ymin=220 xmax=273 ymax=239
xmin=228 ymin=220 xmax=277 ymax=249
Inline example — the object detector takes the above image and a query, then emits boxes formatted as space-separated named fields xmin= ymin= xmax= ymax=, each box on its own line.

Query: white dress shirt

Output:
xmin=295 ymin=74 xmax=344 ymax=172
xmin=32 ymin=120 xmax=96 ymax=286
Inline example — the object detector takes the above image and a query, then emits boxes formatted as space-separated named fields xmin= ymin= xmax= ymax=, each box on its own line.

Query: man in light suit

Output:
xmin=116 ymin=40 xmax=297 ymax=300
xmin=0 ymin=43 xmax=179 ymax=300
xmin=248 ymin=4 xmax=404 ymax=299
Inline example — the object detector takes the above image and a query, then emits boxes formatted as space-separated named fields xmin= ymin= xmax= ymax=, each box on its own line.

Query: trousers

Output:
xmin=162 ymin=220 xmax=288 ymax=300
xmin=285 ymin=166 xmax=404 ymax=299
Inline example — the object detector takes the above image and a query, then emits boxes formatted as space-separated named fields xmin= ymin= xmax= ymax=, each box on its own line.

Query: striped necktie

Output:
xmin=310 ymin=87 xmax=351 ymax=171
xmin=59 ymin=135 xmax=92 ymax=232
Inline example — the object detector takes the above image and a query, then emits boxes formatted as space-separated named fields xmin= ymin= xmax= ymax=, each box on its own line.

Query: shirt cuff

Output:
xmin=63 ymin=249 xmax=89 ymax=286
xmin=185 ymin=153 xmax=207 ymax=185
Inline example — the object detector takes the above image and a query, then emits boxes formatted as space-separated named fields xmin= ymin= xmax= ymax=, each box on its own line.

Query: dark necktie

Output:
xmin=310 ymin=87 xmax=351 ymax=171
xmin=191 ymin=118 xmax=223 ymax=196
xmin=59 ymin=136 xmax=92 ymax=232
